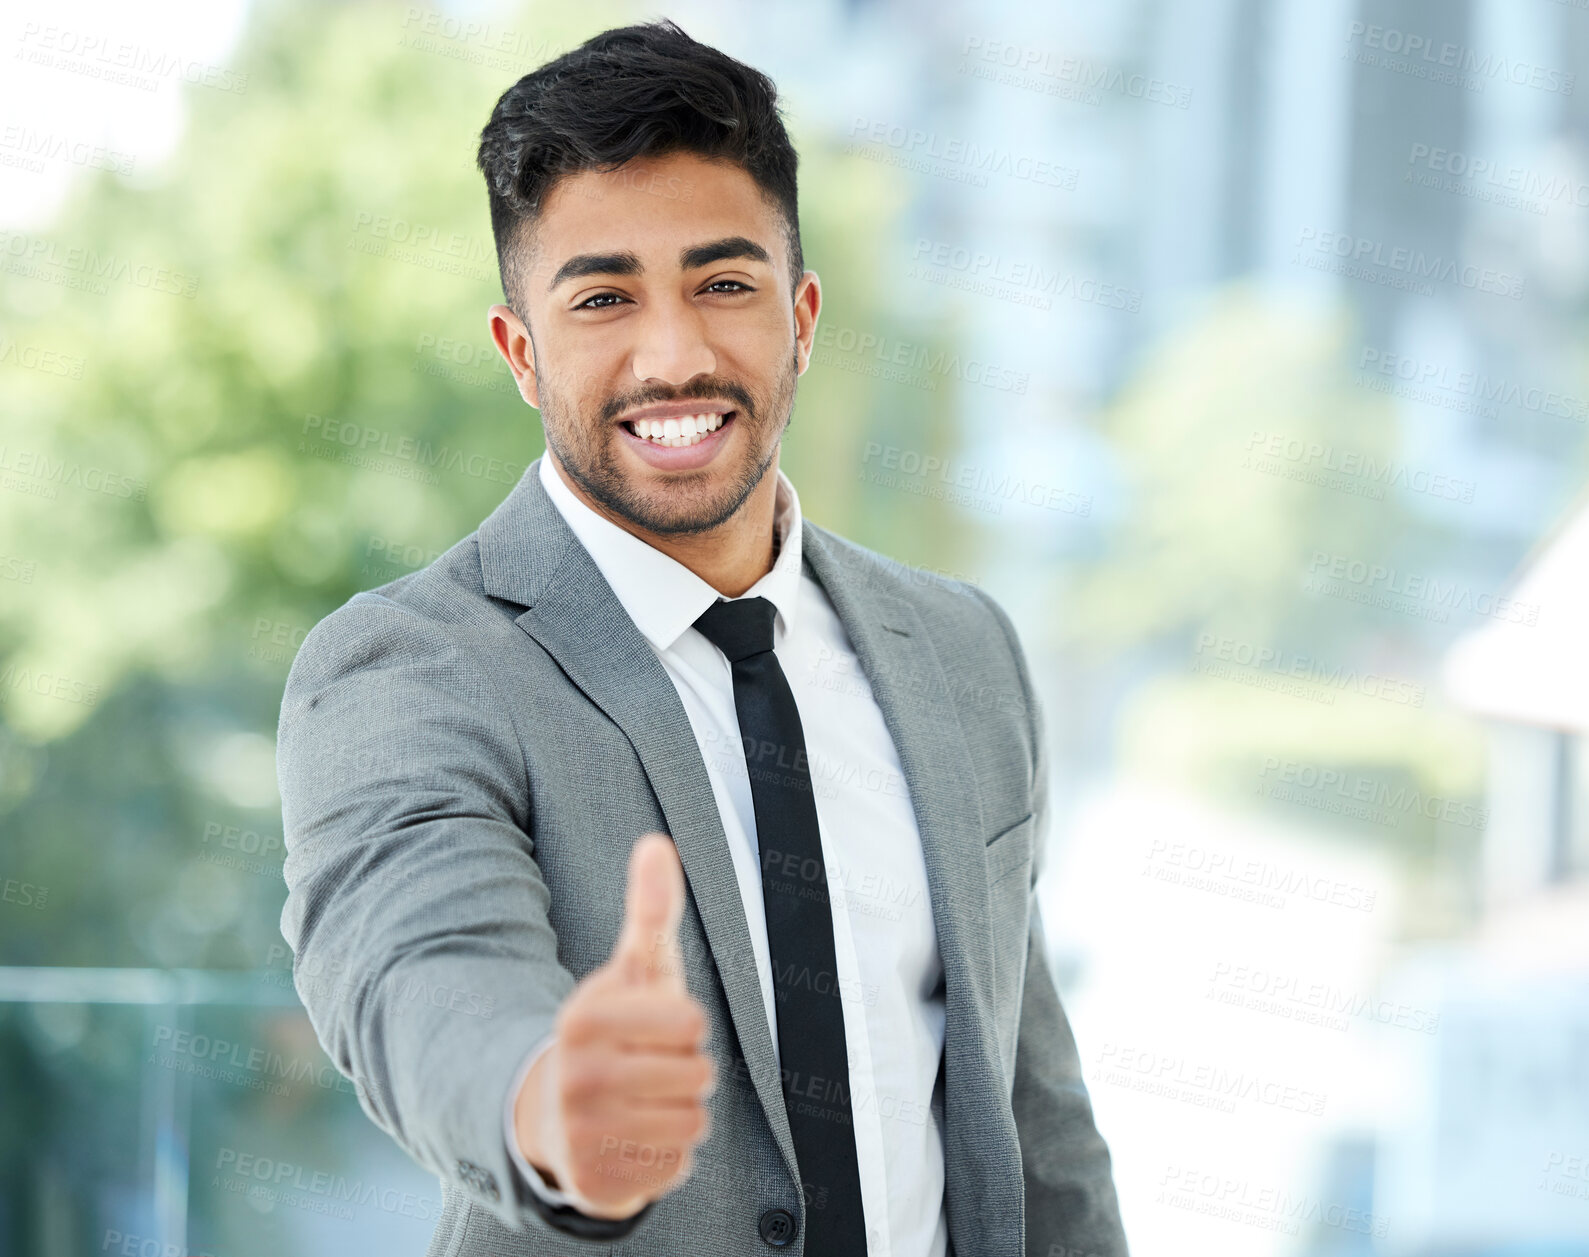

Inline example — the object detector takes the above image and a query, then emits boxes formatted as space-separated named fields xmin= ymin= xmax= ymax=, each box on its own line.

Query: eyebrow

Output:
xmin=547 ymin=236 xmax=774 ymax=292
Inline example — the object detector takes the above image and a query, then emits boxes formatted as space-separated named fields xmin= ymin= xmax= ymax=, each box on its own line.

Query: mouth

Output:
xmin=617 ymin=410 xmax=738 ymax=471
xmin=619 ymin=410 xmax=734 ymax=447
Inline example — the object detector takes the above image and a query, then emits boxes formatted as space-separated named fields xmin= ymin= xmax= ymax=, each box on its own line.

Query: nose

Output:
xmin=630 ymin=296 xmax=717 ymax=387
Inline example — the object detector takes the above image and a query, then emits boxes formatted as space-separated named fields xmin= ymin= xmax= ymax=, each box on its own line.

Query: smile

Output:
xmin=617 ymin=411 xmax=738 ymax=471
xmin=622 ymin=412 xmax=729 ymax=447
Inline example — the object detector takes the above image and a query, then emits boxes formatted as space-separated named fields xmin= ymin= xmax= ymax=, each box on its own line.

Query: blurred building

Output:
xmin=1366 ymin=502 xmax=1589 ymax=1255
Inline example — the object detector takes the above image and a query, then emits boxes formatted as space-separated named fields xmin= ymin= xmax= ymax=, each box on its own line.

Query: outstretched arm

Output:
xmin=276 ymin=594 xmax=652 ymax=1244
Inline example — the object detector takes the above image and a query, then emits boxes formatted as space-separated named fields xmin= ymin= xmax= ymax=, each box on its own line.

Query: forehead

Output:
xmin=530 ymin=151 xmax=784 ymax=287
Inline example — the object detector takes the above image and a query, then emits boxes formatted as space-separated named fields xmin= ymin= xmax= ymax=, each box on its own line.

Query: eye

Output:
xmin=573 ymin=281 xmax=753 ymax=310
xmin=573 ymin=292 xmax=626 ymax=310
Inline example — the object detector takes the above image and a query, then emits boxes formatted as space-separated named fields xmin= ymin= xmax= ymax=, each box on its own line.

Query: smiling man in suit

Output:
xmin=276 ymin=18 xmax=1127 ymax=1257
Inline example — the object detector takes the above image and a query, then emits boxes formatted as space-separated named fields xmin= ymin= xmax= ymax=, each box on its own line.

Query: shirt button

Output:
xmin=869 ymin=1225 xmax=882 ymax=1248
xmin=758 ymin=1207 xmax=797 ymax=1247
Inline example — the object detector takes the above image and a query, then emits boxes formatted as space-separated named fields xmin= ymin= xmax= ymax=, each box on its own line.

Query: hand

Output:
xmin=512 ymin=832 xmax=716 ymax=1219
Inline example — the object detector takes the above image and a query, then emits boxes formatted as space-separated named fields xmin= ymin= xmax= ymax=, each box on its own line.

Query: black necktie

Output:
xmin=693 ymin=595 xmax=868 ymax=1254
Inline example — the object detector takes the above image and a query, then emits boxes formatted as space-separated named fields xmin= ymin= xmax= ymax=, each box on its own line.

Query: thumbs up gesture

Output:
xmin=512 ymin=833 xmax=717 ymax=1219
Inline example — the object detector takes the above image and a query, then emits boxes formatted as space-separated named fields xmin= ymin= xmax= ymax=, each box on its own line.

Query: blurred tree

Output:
xmin=0 ymin=0 xmax=925 ymax=972
xmin=0 ymin=1 xmax=930 ymax=1252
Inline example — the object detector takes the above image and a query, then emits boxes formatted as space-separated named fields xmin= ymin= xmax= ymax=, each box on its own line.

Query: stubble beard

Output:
xmin=541 ymin=347 xmax=799 ymax=537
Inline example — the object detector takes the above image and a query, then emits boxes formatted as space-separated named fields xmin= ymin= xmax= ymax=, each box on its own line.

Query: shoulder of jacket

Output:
xmin=286 ymin=532 xmax=500 ymax=685
xmin=803 ymin=520 xmax=992 ymax=614
xmin=803 ymin=524 xmax=1029 ymax=698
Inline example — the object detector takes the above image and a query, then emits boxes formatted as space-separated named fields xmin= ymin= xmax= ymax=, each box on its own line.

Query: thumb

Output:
xmin=612 ymin=832 xmax=686 ymax=988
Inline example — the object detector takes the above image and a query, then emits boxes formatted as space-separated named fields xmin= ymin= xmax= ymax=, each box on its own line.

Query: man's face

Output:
xmin=490 ymin=150 xmax=820 ymax=537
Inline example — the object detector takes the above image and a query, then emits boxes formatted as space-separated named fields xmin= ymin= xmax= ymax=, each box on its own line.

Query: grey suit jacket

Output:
xmin=276 ymin=456 xmax=1128 ymax=1257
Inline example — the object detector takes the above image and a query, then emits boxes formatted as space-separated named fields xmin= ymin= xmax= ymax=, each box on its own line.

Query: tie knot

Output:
xmin=694 ymin=595 xmax=776 ymax=663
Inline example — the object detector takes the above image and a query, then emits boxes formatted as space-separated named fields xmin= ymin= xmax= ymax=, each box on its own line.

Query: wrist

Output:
xmin=512 ymin=1041 xmax=559 ymax=1182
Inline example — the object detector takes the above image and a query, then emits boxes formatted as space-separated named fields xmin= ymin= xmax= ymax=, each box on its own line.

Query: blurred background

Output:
xmin=2 ymin=0 xmax=1587 ymax=1253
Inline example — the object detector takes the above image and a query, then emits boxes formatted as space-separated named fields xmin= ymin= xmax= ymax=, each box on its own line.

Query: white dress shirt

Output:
xmin=501 ymin=452 xmax=950 ymax=1256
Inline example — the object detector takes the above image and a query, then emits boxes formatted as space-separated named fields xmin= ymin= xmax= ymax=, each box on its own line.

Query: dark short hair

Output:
xmin=476 ymin=19 xmax=803 ymax=317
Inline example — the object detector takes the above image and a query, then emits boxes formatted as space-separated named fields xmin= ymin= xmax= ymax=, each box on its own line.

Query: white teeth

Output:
xmin=629 ymin=413 xmax=727 ymax=447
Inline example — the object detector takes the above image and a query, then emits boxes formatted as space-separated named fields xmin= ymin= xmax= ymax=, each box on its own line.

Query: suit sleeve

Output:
xmin=968 ymin=586 xmax=1131 ymax=1257
xmin=276 ymin=593 xmax=653 ymax=1244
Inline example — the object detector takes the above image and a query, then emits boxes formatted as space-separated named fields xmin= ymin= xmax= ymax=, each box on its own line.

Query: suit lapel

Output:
xmin=800 ymin=524 xmax=1026 ymax=1238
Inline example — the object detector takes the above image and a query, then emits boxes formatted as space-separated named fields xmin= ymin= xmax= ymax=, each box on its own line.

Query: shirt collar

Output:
xmin=537 ymin=452 xmax=804 ymax=652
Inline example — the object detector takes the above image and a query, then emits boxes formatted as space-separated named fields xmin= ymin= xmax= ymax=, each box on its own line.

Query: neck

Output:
xmin=551 ymin=452 xmax=782 ymax=598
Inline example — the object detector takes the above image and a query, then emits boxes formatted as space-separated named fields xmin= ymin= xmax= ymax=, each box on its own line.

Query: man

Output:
xmin=277 ymin=18 xmax=1128 ymax=1257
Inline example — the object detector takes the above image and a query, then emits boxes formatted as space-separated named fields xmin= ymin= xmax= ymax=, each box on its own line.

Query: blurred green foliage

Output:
xmin=0 ymin=0 xmax=952 ymax=973
xmin=0 ymin=3 xmax=952 ymax=1251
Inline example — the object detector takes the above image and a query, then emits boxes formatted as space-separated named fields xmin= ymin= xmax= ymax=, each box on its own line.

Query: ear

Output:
xmin=792 ymin=271 xmax=821 ymax=376
xmin=488 ymin=304 xmax=540 ymax=408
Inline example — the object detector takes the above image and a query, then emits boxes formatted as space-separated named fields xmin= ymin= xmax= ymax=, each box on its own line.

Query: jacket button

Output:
xmin=758 ymin=1207 xmax=797 ymax=1247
